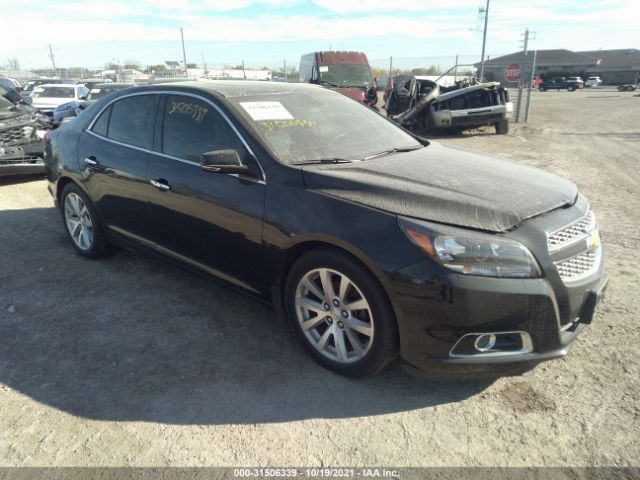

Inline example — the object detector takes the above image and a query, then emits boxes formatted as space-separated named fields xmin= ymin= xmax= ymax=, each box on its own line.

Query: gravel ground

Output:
xmin=0 ymin=87 xmax=639 ymax=468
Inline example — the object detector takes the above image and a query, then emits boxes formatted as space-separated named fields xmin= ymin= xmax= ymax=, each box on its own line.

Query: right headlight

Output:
xmin=399 ymin=217 xmax=541 ymax=279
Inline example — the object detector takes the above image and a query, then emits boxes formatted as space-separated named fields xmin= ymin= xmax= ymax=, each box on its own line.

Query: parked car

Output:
xmin=299 ymin=51 xmax=377 ymax=108
xmin=21 ymin=78 xmax=74 ymax=96
xmin=0 ymin=77 xmax=22 ymax=92
xmin=79 ymin=78 xmax=112 ymax=91
xmin=538 ymin=77 xmax=578 ymax=92
xmin=0 ymin=82 xmax=50 ymax=176
xmin=617 ymin=84 xmax=637 ymax=92
xmin=385 ymin=76 xmax=512 ymax=134
xmin=44 ymin=81 xmax=607 ymax=378
xmin=567 ymin=76 xmax=584 ymax=89
xmin=65 ymin=83 xmax=135 ymax=120
xmin=30 ymin=84 xmax=89 ymax=126
xmin=585 ymin=76 xmax=603 ymax=88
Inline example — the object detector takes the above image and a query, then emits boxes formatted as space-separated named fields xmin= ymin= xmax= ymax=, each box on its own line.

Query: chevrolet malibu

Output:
xmin=44 ymin=81 xmax=608 ymax=378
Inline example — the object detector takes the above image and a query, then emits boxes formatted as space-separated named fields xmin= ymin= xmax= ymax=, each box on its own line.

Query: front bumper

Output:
xmin=53 ymin=108 xmax=76 ymax=125
xmin=0 ymin=140 xmax=45 ymax=176
xmin=432 ymin=105 xmax=509 ymax=129
xmin=387 ymin=205 xmax=608 ymax=376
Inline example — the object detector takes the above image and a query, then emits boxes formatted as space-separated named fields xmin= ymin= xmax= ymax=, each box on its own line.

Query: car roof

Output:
xmin=149 ymin=80 xmax=320 ymax=98
xmin=93 ymin=83 xmax=134 ymax=88
xmin=37 ymin=83 xmax=77 ymax=88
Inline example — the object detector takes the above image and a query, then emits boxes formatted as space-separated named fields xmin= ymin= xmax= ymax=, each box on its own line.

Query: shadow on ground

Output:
xmin=0 ymin=174 xmax=46 ymax=187
xmin=0 ymin=207 xmax=492 ymax=425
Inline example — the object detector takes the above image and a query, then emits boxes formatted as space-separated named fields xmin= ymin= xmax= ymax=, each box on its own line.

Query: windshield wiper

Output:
xmin=319 ymin=80 xmax=340 ymax=88
xmin=363 ymin=146 xmax=424 ymax=160
xmin=291 ymin=158 xmax=354 ymax=165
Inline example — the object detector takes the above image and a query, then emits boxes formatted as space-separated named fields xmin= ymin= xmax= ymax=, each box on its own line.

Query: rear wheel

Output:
xmin=495 ymin=119 xmax=509 ymax=135
xmin=60 ymin=183 xmax=111 ymax=259
xmin=284 ymin=248 xmax=399 ymax=377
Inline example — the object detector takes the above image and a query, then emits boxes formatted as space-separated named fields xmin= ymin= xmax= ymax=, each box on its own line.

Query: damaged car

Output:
xmin=384 ymin=76 xmax=512 ymax=134
xmin=0 ymin=82 xmax=49 ymax=176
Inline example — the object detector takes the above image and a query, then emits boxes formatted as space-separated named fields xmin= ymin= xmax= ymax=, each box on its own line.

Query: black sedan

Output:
xmin=44 ymin=81 xmax=607 ymax=377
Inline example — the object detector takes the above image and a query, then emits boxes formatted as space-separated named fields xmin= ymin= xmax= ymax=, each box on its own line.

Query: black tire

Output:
xmin=495 ymin=119 xmax=509 ymax=135
xmin=568 ymin=86 xmax=576 ymax=92
xmin=539 ymin=86 xmax=546 ymax=92
xmin=284 ymin=247 xmax=399 ymax=377
xmin=60 ymin=182 xmax=111 ymax=259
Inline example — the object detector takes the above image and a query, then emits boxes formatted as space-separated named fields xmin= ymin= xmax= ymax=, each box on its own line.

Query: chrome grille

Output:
xmin=0 ymin=125 xmax=33 ymax=147
xmin=547 ymin=211 xmax=595 ymax=252
xmin=554 ymin=247 xmax=601 ymax=282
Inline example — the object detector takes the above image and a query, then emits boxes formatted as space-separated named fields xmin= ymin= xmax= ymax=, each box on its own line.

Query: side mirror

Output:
xmin=79 ymin=96 xmax=87 ymax=100
xmin=200 ymin=149 xmax=249 ymax=174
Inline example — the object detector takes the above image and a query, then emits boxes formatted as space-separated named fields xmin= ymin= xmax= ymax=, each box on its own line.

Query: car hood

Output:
xmin=301 ymin=142 xmax=578 ymax=232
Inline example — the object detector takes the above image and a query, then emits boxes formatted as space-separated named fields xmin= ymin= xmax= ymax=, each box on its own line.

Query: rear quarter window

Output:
xmin=91 ymin=105 xmax=111 ymax=137
xmin=107 ymin=94 xmax=158 ymax=149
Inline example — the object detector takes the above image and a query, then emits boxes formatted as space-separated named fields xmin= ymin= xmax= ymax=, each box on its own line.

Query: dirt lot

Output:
xmin=1 ymin=87 xmax=639 ymax=468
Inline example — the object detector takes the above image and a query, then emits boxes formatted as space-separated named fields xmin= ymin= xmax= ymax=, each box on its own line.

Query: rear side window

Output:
xmin=107 ymin=94 xmax=158 ymax=149
xmin=91 ymin=105 xmax=111 ymax=137
xmin=161 ymin=94 xmax=247 ymax=163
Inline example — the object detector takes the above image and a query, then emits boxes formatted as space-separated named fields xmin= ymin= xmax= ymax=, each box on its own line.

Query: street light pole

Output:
xmin=479 ymin=0 xmax=490 ymax=81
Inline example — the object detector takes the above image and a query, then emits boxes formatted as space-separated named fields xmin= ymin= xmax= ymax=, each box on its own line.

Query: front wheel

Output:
xmin=495 ymin=119 xmax=509 ymax=135
xmin=284 ymin=248 xmax=399 ymax=377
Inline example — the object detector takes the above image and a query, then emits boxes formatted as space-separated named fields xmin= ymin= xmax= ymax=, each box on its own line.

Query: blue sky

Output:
xmin=1 ymin=0 xmax=638 ymax=71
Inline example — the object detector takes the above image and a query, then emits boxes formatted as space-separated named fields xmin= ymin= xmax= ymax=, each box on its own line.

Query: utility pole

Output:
xmin=525 ymin=49 xmax=537 ymax=123
xmin=201 ymin=52 xmax=207 ymax=78
xmin=242 ymin=60 xmax=246 ymax=79
xmin=389 ymin=56 xmax=393 ymax=79
xmin=515 ymin=28 xmax=529 ymax=123
xmin=284 ymin=59 xmax=287 ymax=82
xmin=478 ymin=0 xmax=490 ymax=81
xmin=48 ymin=44 xmax=56 ymax=76
xmin=180 ymin=27 xmax=188 ymax=79
xmin=454 ymin=54 xmax=459 ymax=82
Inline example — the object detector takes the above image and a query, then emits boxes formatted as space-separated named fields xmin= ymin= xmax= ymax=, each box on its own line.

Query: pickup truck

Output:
xmin=538 ymin=77 xmax=578 ymax=92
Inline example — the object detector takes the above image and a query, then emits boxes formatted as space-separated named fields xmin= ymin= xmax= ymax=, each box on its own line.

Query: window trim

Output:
xmin=86 ymin=90 xmax=266 ymax=184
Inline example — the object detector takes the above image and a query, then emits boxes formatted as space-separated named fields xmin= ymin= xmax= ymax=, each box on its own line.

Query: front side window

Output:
xmin=107 ymin=94 xmax=158 ymax=149
xmin=161 ymin=94 xmax=247 ymax=163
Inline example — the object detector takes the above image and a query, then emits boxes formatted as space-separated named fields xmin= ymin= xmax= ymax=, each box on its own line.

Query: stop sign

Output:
xmin=504 ymin=63 xmax=521 ymax=82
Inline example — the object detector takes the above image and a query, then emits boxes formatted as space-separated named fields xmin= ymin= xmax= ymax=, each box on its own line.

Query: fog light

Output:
xmin=474 ymin=334 xmax=497 ymax=352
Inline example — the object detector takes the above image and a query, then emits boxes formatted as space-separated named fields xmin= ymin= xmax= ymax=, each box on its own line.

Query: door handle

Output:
xmin=84 ymin=156 xmax=98 ymax=166
xmin=150 ymin=179 xmax=171 ymax=191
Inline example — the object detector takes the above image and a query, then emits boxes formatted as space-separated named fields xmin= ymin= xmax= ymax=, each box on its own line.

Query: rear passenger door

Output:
xmin=78 ymin=93 xmax=160 ymax=242
xmin=146 ymin=93 xmax=266 ymax=293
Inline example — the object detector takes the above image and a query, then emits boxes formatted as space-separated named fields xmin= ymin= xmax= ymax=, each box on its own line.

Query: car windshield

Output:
xmin=229 ymin=88 xmax=422 ymax=164
xmin=31 ymin=86 xmax=75 ymax=98
xmin=23 ymin=81 xmax=41 ymax=92
xmin=320 ymin=64 xmax=373 ymax=88
xmin=87 ymin=86 xmax=130 ymax=100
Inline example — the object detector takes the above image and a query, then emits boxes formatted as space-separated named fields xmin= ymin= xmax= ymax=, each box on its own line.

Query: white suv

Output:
xmin=585 ymin=76 xmax=603 ymax=88
xmin=567 ymin=76 xmax=584 ymax=88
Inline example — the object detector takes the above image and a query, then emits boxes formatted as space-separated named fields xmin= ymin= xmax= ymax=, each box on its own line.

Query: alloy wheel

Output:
xmin=294 ymin=268 xmax=374 ymax=364
xmin=64 ymin=192 xmax=94 ymax=251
